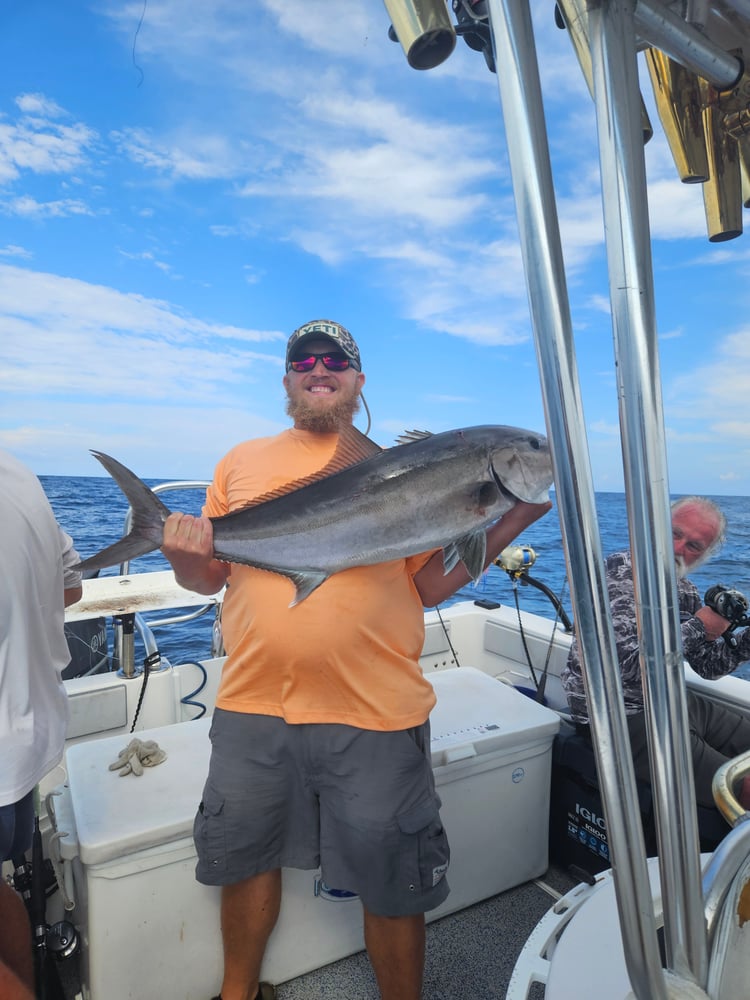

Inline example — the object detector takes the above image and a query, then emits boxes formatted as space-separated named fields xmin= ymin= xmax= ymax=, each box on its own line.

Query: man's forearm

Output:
xmin=174 ymin=559 xmax=228 ymax=595
xmin=414 ymin=500 xmax=552 ymax=607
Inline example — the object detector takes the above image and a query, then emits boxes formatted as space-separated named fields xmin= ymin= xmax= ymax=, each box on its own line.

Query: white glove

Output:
xmin=108 ymin=738 xmax=167 ymax=776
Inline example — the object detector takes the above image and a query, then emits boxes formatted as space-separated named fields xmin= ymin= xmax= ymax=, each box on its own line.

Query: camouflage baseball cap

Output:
xmin=285 ymin=319 xmax=361 ymax=372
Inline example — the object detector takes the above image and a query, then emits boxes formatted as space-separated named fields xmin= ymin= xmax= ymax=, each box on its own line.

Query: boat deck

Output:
xmin=276 ymin=866 xmax=577 ymax=999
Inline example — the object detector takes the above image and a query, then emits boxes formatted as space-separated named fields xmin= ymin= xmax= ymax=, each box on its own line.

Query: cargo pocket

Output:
xmin=193 ymin=784 xmax=227 ymax=877
xmin=396 ymin=800 xmax=450 ymax=894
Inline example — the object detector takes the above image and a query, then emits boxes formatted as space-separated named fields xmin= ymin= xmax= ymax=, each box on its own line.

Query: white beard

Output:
xmin=676 ymin=549 xmax=712 ymax=580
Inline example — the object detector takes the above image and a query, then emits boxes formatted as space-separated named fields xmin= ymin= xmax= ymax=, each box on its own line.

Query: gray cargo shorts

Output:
xmin=194 ymin=709 xmax=450 ymax=917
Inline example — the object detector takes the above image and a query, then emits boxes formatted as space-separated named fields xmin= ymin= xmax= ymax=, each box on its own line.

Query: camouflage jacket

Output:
xmin=561 ymin=549 xmax=750 ymax=724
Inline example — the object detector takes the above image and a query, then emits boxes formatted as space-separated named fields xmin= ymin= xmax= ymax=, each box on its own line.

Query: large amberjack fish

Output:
xmin=75 ymin=424 xmax=553 ymax=605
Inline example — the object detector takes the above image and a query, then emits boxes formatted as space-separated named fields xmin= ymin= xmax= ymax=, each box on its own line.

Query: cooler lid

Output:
xmin=66 ymin=717 xmax=212 ymax=866
xmin=427 ymin=667 xmax=560 ymax=766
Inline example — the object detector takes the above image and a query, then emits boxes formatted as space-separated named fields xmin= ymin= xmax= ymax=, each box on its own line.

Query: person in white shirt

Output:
xmin=0 ymin=449 xmax=82 ymax=863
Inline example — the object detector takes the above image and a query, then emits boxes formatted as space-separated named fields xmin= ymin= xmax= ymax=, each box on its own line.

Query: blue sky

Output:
xmin=1 ymin=1 xmax=749 ymax=494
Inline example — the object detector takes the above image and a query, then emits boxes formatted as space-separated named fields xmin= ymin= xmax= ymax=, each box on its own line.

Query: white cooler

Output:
xmin=59 ymin=667 xmax=559 ymax=999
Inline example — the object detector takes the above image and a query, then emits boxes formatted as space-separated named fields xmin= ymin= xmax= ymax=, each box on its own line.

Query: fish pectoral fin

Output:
xmin=442 ymin=543 xmax=462 ymax=574
xmin=287 ymin=569 xmax=329 ymax=607
xmin=443 ymin=530 xmax=487 ymax=582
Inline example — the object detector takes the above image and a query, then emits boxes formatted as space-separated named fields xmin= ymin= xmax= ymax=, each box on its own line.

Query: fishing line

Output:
xmin=132 ymin=0 xmax=148 ymax=87
xmin=536 ymin=576 xmax=569 ymax=703
xmin=511 ymin=573 xmax=570 ymax=701
xmin=434 ymin=604 xmax=462 ymax=668
xmin=360 ymin=391 xmax=372 ymax=436
xmin=510 ymin=578 xmax=540 ymax=689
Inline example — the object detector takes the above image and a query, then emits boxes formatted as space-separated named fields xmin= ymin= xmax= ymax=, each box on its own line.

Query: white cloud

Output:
xmin=237 ymin=90 xmax=497 ymax=233
xmin=111 ymin=127 xmax=245 ymax=181
xmin=589 ymin=420 xmax=621 ymax=437
xmin=262 ymin=0 xmax=376 ymax=57
xmin=659 ymin=325 xmax=684 ymax=340
xmin=0 ymin=100 xmax=97 ymax=183
xmin=3 ymin=196 xmax=93 ymax=218
xmin=16 ymin=93 xmax=67 ymax=118
xmin=0 ymin=404 xmax=286 ymax=480
xmin=0 ymin=244 xmax=32 ymax=258
xmin=425 ymin=394 xmax=475 ymax=404
xmin=0 ymin=264 xmax=285 ymax=378
xmin=665 ymin=329 xmax=750 ymax=440
xmin=711 ymin=421 xmax=750 ymax=439
xmin=0 ymin=263 xmax=293 ymax=474
xmin=587 ymin=294 xmax=611 ymax=315
xmin=118 ymin=248 xmax=174 ymax=274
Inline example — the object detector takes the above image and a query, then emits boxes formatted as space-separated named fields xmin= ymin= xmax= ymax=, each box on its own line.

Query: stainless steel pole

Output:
xmin=485 ymin=1 xmax=668 ymax=996
xmin=587 ymin=0 xmax=709 ymax=986
xmin=634 ymin=0 xmax=742 ymax=88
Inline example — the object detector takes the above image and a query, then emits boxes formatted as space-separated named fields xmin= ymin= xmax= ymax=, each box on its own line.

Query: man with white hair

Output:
xmin=562 ymin=495 xmax=750 ymax=811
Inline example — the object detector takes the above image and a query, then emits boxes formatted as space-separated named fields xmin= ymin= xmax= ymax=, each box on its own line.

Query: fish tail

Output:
xmin=75 ymin=451 xmax=173 ymax=572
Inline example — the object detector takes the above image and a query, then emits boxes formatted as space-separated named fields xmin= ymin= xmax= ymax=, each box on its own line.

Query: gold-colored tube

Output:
xmin=645 ymin=48 xmax=709 ymax=183
xmin=382 ymin=0 xmax=456 ymax=70
xmin=712 ymin=749 xmax=750 ymax=828
xmin=724 ymin=111 xmax=750 ymax=207
xmin=740 ymin=146 xmax=750 ymax=209
xmin=700 ymin=77 xmax=743 ymax=241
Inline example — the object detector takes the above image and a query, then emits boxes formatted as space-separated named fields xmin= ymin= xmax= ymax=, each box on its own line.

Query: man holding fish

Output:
xmin=135 ymin=319 xmax=552 ymax=1000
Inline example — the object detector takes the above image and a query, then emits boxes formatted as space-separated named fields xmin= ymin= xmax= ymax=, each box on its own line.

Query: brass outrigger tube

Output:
xmin=385 ymin=0 xmax=750 ymax=240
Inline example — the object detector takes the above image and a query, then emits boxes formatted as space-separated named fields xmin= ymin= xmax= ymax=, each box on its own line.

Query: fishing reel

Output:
xmin=495 ymin=545 xmax=537 ymax=576
xmin=492 ymin=545 xmax=573 ymax=634
xmin=704 ymin=584 xmax=750 ymax=647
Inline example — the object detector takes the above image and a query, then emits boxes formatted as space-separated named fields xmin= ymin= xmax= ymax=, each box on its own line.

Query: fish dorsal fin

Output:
xmin=243 ymin=424 xmax=383 ymax=508
xmin=328 ymin=423 xmax=384 ymax=469
xmin=394 ymin=429 xmax=433 ymax=446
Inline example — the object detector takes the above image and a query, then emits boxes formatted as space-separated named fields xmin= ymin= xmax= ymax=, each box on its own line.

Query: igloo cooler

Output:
xmin=57 ymin=667 xmax=559 ymax=999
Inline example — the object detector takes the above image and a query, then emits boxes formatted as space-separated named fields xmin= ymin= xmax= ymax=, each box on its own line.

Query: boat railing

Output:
xmin=65 ymin=479 xmax=225 ymax=677
xmin=118 ymin=479 xmax=221 ymax=673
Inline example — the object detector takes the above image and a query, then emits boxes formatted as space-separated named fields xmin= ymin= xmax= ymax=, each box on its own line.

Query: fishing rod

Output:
xmin=12 ymin=789 xmax=83 ymax=1000
xmin=494 ymin=545 xmax=573 ymax=633
xmin=492 ymin=545 xmax=572 ymax=704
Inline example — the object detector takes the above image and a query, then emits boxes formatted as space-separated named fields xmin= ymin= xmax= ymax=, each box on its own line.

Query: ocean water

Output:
xmin=41 ymin=476 xmax=750 ymax=681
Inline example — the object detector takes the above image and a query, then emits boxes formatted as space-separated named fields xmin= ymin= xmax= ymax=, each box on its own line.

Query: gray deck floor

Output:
xmin=276 ymin=867 xmax=577 ymax=999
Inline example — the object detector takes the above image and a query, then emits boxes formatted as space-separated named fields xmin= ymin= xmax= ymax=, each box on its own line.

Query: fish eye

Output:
xmin=528 ymin=437 xmax=540 ymax=450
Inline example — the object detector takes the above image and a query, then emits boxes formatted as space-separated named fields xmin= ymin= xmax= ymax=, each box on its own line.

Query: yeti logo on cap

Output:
xmin=286 ymin=319 xmax=361 ymax=371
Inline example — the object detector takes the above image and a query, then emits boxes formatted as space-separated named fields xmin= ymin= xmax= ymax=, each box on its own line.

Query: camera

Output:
xmin=704 ymin=584 xmax=750 ymax=627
